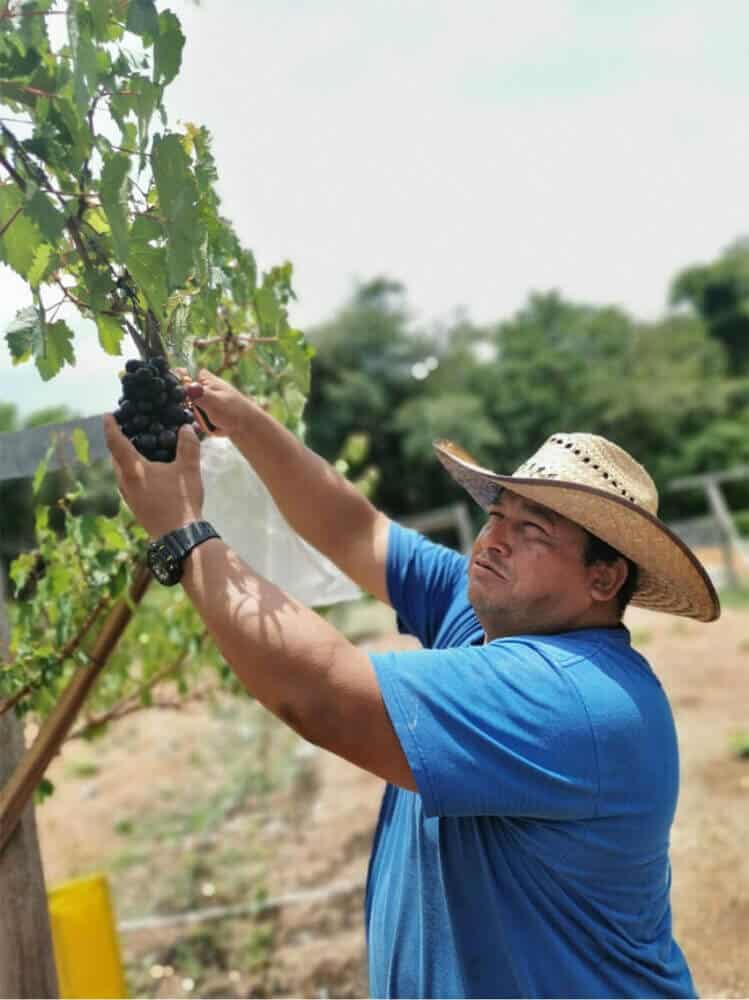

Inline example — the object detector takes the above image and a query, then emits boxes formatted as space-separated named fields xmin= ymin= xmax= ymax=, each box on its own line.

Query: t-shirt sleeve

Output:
xmin=370 ymin=641 xmax=599 ymax=820
xmin=386 ymin=521 xmax=469 ymax=648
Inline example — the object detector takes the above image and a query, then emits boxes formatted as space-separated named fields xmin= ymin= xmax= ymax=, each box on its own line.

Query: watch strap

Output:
xmin=160 ymin=520 xmax=220 ymax=560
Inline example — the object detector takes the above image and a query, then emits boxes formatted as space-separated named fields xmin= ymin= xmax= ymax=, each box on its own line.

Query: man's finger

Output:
xmin=176 ymin=422 xmax=201 ymax=463
xmin=103 ymin=414 xmax=141 ymax=469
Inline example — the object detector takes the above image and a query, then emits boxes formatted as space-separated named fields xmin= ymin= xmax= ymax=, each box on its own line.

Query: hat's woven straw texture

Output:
xmin=434 ymin=433 xmax=720 ymax=623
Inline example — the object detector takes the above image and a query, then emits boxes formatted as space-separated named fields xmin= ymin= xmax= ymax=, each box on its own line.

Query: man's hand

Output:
xmin=103 ymin=414 xmax=204 ymax=539
xmin=174 ymin=368 xmax=253 ymax=438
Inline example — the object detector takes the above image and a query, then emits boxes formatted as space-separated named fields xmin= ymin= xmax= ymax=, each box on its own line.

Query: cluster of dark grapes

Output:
xmin=113 ymin=357 xmax=195 ymax=462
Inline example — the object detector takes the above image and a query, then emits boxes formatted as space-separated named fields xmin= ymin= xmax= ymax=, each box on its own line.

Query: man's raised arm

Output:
xmin=188 ymin=369 xmax=392 ymax=605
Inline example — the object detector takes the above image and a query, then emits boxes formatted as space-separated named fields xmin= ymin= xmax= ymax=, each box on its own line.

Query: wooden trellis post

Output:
xmin=0 ymin=413 xmax=130 ymax=998
xmin=669 ymin=466 xmax=749 ymax=590
xmin=0 ymin=570 xmax=60 ymax=999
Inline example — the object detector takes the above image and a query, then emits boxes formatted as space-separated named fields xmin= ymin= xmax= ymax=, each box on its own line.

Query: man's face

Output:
xmin=468 ymin=488 xmax=602 ymax=639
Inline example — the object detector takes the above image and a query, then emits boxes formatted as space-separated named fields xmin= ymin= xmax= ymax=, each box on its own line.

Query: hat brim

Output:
xmin=434 ymin=440 xmax=720 ymax=623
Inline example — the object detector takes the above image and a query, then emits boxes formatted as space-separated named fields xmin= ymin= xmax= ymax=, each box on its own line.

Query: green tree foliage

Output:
xmin=306 ymin=277 xmax=742 ymax=525
xmin=305 ymin=278 xmax=441 ymax=514
xmin=670 ymin=237 xmax=749 ymax=375
xmin=456 ymin=291 xmax=728 ymax=520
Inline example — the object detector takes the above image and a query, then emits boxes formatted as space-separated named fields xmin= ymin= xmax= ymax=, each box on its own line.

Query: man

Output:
xmin=104 ymin=370 xmax=719 ymax=998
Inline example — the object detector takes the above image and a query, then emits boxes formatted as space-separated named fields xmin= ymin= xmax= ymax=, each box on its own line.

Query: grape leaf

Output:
xmin=36 ymin=320 xmax=76 ymax=381
xmin=5 ymin=306 xmax=42 ymax=364
xmin=72 ymin=428 xmax=90 ymax=466
xmin=0 ymin=184 xmax=43 ymax=279
xmin=96 ymin=313 xmax=124 ymax=355
xmin=253 ymin=285 xmax=282 ymax=337
xmin=95 ymin=516 xmax=128 ymax=550
xmin=25 ymin=188 xmax=66 ymax=243
xmin=126 ymin=236 xmax=168 ymax=320
xmin=67 ymin=2 xmax=99 ymax=115
xmin=154 ymin=10 xmax=185 ymax=85
xmin=100 ymin=152 xmax=130 ymax=261
xmin=32 ymin=441 xmax=55 ymax=497
xmin=27 ymin=243 xmax=53 ymax=289
xmin=126 ymin=0 xmax=159 ymax=38
xmin=90 ymin=0 xmax=114 ymax=40
xmin=151 ymin=132 xmax=199 ymax=288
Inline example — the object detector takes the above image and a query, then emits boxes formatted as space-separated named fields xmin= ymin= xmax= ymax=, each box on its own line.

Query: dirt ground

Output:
xmin=37 ymin=598 xmax=749 ymax=999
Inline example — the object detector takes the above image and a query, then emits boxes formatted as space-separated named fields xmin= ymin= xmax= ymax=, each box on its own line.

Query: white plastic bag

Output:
xmin=199 ymin=436 xmax=361 ymax=607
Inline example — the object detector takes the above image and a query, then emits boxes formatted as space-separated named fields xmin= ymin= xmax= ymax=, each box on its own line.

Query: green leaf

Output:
xmin=36 ymin=320 xmax=76 ymax=381
xmin=126 ymin=0 xmax=159 ymax=37
xmin=100 ymin=153 xmax=130 ymax=261
xmin=126 ymin=238 xmax=168 ymax=321
xmin=35 ymin=504 xmax=50 ymax=536
xmin=166 ymin=296 xmax=191 ymax=359
xmin=25 ymin=188 xmax=65 ymax=243
xmin=5 ymin=306 xmax=41 ymax=364
xmin=35 ymin=778 xmax=55 ymax=804
xmin=96 ymin=313 xmax=124 ymax=355
xmin=253 ymin=285 xmax=281 ymax=337
xmin=48 ymin=562 xmax=73 ymax=596
xmin=27 ymin=243 xmax=53 ymax=289
xmin=154 ymin=10 xmax=185 ymax=85
xmin=33 ymin=442 xmax=55 ymax=497
xmin=67 ymin=2 xmax=99 ymax=115
xmin=90 ymin=0 xmax=114 ymax=40
xmin=111 ymin=74 xmax=160 ymax=163
xmin=0 ymin=184 xmax=43 ymax=279
xmin=95 ymin=517 xmax=128 ymax=551
xmin=71 ymin=428 xmax=90 ymax=465
xmin=9 ymin=552 xmax=38 ymax=595
xmin=151 ymin=132 xmax=199 ymax=288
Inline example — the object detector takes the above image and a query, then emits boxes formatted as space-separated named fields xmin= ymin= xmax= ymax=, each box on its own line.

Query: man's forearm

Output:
xmin=229 ymin=400 xmax=377 ymax=566
xmin=177 ymin=535 xmax=415 ymax=794
xmin=181 ymin=536 xmax=350 ymax=738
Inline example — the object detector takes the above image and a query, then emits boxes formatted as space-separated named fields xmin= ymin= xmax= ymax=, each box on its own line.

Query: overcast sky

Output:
xmin=2 ymin=0 xmax=749 ymax=420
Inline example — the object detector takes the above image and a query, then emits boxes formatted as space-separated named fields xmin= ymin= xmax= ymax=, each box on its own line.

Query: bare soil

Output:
xmin=37 ymin=600 xmax=749 ymax=998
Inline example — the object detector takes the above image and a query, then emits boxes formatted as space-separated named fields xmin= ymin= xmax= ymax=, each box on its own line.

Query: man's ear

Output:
xmin=589 ymin=558 xmax=629 ymax=604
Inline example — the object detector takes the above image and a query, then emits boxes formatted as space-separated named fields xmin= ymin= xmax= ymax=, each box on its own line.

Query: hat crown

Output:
xmin=512 ymin=433 xmax=659 ymax=514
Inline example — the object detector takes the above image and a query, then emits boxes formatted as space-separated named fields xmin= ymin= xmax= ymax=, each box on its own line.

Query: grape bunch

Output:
xmin=113 ymin=357 xmax=196 ymax=462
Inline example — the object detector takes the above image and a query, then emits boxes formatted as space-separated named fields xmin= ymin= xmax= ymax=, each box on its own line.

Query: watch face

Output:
xmin=147 ymin=542 xmax=181 ymax=585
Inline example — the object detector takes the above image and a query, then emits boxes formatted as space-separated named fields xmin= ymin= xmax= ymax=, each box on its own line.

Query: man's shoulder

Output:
xmin=489 ymin=626 xmax=631 ymax=667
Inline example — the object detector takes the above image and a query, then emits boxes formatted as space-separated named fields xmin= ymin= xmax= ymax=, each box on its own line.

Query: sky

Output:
xmin=1 ymin=0 xmax=749 ymax=420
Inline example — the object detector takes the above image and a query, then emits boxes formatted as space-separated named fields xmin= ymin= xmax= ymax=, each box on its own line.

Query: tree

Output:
xmin=466 ymin=290 xmax=730 ymax=521
xmin=305 ymin=277 xmax=439 ymax=515
xmin=670 ymin=237 xmax=749 ymax=375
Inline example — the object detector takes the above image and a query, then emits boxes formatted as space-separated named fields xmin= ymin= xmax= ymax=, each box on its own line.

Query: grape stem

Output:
xmin=194 ymin=335 xmax=279 ymax=347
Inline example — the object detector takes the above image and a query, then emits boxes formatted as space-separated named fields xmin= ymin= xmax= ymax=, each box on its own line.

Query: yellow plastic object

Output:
xmin=48 ymin=873 xmax=128 ymax=999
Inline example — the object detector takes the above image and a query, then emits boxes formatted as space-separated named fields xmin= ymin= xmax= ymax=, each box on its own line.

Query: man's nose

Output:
xmin=482 ymin=517 xmax=512 ymax=554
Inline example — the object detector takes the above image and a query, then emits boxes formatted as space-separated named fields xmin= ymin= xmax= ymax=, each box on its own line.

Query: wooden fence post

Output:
xmin=0 ymin=570 xmax=59 ymax=999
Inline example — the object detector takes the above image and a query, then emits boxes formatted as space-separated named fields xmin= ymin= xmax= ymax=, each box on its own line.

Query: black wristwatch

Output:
xmin=146 ymin=521 xmax=221 ymax=586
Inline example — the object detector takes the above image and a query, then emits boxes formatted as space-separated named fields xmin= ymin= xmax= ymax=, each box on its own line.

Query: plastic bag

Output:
xmin=199 ymin=436 xmax=361 ymax=607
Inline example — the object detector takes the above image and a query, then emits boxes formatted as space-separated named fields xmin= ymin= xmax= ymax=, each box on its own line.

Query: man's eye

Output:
xmin=524 ymin=521 xmax=545 ymax=533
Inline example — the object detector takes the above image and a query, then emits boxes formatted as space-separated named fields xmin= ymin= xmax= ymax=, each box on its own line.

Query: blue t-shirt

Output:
xmin=365 ymin=522 xmax=696 ymax=999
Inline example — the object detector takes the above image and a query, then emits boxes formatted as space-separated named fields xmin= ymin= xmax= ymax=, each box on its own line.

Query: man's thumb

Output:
xmin=176 ymin=422 xmax=201 ymax=461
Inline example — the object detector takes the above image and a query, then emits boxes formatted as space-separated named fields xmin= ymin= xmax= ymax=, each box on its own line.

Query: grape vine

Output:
xmin=0 ymin=1 xmax=313 ymax=769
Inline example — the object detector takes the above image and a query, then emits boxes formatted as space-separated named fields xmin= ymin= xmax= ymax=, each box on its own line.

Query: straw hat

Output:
xmin=434 ymin=433 xmax=720 ymax=623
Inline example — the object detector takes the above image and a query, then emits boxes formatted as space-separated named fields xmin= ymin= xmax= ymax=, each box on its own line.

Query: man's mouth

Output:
xmin=474 ymin=558 xmax=507 ymax=581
